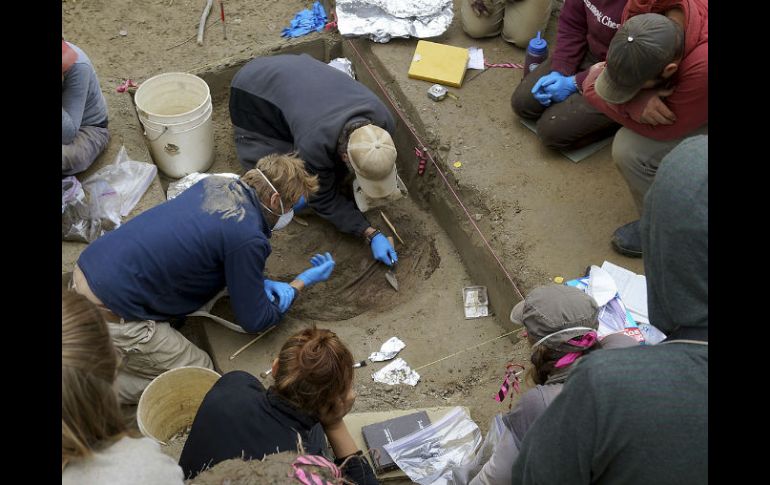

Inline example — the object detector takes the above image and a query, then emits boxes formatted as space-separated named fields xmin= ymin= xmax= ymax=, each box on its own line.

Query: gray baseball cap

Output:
xmin=595 ymin=13 xmax=683 ymax=104
xmin=510 ymin=285 xmax=600 ymax=350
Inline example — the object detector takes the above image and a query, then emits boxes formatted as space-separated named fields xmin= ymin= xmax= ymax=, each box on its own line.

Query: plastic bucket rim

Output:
xmin=139 ymin=101 xmax=213 ymax=135
xmin=134 ymin=72 xmax=211 ymax=121
xmin=136 ymin=365 xmax=221 ymax=444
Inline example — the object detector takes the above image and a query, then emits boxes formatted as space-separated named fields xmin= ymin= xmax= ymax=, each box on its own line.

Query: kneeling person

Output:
xmin=71 ymin=153 xmax=334 ymax=403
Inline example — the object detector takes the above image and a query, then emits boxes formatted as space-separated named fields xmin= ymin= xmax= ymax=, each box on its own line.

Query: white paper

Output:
xmin=587 ymin=265 xmax=618 ymax=307
xmin=368 ymin=336 xmax=406 ymax=362
xmin=601 ymin=261 xmax=648 ymax=322
xmin=467 ymin=47 xmax=485 ymax=70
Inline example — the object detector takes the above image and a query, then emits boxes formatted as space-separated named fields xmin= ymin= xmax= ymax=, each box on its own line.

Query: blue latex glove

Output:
xmin=296 ymin=252 xmax=336 ymax=287
xmin=293 ymin=195 xmax=307 ymax=212
xmin=263 ymin=279 xmax=296 ymax=313
xmin=371 ymin=233 xmax=398 ymax=267
xmin=281 ymin=1 xmax=327 ymax=38
xmin=532 ymin=90 xmax=552 ymax=107
xmin=532 ymin=71 xmax=578 ymax=104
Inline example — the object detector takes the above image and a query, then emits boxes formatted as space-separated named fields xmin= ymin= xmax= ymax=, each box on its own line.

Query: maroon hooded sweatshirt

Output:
xmin=582 ymin=0 xmax=708 ymax=140
xmin=551 ymin=0 xmax=628 ymax=87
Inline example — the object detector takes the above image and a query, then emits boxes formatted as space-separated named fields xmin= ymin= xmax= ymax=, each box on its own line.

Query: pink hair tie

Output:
xmin=554 ymin=331 xmax=597 ymax=368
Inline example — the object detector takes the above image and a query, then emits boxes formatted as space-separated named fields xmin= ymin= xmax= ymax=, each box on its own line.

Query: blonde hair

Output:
xmin=61 ymin=291 xmax=128 ymax=470
xmin=241 ymin=152 xmax=320 ymax=208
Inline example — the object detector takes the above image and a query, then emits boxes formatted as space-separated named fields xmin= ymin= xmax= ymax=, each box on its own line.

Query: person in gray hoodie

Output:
xmin=62 ymin=39 xmax=109 ymax=175
xmin=510 ymin=134 xmax=708 ymax=484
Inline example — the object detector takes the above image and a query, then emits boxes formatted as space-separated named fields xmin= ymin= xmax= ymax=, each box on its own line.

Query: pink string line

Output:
xmin=484 ymin=62 xmax=525 ymax=69
xmin=346 ymin=40 xmax=524 ymax=301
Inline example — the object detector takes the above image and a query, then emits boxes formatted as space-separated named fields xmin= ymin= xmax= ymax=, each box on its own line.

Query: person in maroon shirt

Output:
xmin=511 ymin=0 xmax=628 ymax=151
xmin=582 ymin=0 xmax=707 ymax=257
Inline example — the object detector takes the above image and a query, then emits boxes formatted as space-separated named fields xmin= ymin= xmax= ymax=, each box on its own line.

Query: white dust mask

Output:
xmin=254 ymin=168 xmax=294 ymax=231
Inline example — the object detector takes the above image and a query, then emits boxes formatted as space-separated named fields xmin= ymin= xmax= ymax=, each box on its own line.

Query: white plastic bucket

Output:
xmin=137 ymin=366 xmax=221 ymax=445
xmin=134 ymin=72 xmax=215 ymax=179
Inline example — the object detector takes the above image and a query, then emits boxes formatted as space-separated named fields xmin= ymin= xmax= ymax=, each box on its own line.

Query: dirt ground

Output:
xmin=63 ymin=0 xmax=642 ymax=481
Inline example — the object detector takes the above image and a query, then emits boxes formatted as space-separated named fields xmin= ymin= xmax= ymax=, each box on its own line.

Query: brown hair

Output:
xmin=526 ymin=337 xmax=602 ymax=386
xmin=62 ymin=291 xmax=128 ymax=470
xmin=241 ymin=152 xmax=320 ymax=208
xmin=273 ymin=326 xmax=354 ymax=416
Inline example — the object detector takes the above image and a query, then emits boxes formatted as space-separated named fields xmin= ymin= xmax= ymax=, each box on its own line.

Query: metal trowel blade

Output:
xmin=385 ymin=270 xmax=399 ymax=291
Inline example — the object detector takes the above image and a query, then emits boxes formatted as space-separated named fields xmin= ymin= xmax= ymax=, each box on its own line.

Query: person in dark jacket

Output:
xmin=511 ymin=0 xmax=627 ymax=151
xmin=510 ymin=135 xmax=707 ymax=484
xmin=71 ymin=153 xmax=335 ymax=404
xmin=179 ymin=326 xmax=379 ymax=485
xmin=229 ymin=54 xmax=400 ymax=268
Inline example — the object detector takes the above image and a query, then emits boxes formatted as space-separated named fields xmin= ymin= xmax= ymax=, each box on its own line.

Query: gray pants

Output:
xmin=613 ymin=124 xmax=709 ymax=214
xmin=62 ymin=125 xmax=110 ymax=176
xmin=234 ymin=125 xmax=293 ymax=172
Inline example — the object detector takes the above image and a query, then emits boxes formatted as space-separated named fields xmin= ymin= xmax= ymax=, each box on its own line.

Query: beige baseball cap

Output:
xmin=347 ymin=125 xmax=398 ymax=199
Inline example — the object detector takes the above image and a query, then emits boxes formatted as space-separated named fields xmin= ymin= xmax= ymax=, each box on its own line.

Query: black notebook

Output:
xmin=361 ymin=411 xmax=431 ymax=474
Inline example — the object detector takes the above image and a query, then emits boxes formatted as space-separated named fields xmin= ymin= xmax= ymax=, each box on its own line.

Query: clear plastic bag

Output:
xmin=84 ymin=145 xmax=157 ymax=217
xmin=383 ymin=407 xmax=482 ymax=485
xmin=62 ymin=176 xmax=120 ymax=243
xmin=449 ymin=413 xmax=506 ymax=484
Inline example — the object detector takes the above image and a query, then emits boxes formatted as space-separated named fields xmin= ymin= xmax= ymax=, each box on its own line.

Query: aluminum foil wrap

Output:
xmin=336 ymin=0 xmax=454 ymax=43
xmin=167 ymin=172 xmax=239 ymax=200
xmin=328 ymin=57 xmax=356 ymax=79
xmin=368 ymin=336 xmax=406 ymax=362
xmin=372 ymin=357 xmax=420 ymax=386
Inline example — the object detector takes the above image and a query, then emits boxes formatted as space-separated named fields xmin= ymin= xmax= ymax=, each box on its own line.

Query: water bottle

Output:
xmin=523 ymin=31 xmax=548 ymax=79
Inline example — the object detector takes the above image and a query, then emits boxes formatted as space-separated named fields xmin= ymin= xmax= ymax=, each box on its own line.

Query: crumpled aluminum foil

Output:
xmin=336 ymin=0 xmax=454 ymax=43
xmin=372 ymin=357 xmax=420 ymax=386
xmin=167 ymin=172 xmax=239 ymax=200
xmin=368 ymin=336 xmax=406 ymax=362
xmin=328 ymin=57 xmax=356 ymax=79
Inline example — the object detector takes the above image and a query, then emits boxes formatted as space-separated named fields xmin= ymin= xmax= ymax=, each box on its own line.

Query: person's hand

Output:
xmin=532 ymin=71 xmax=577 ymax=104
xmin=634 ymin=88 xmax=676 ymax=125
xmin=318 ymin=387 xmax=357 ymax=429
xmin=532 ymin=90 xmax=552 ymax=107
xmin=370 ymin=233 xmax=397 ymax=266
xmin=263 ymin=279 xmax=296 ymax=313
xmin=292 ymin=195 xmax=307 ymax=212
xmin=296 ymin=252 xmax=336 ymax=287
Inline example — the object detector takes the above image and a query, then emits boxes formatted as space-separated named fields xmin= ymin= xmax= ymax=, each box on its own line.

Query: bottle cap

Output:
xmin=528 ymin=31 xmax=548 ymax=55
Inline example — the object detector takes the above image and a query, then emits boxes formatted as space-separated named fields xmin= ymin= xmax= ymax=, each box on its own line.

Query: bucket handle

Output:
xmin=143 ymin=125 xmax=168 ymax=142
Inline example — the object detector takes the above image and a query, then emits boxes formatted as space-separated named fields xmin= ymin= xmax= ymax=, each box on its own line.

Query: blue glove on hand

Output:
xmin=293 ymin=195 xmax=307 ymax=212
xmin=263 ymin=279 xmax=296 ymax=313
xmin=532 ymin=71 xmax=577 ymax=104
xmin=371 ymin=233 xmax=398 ymax=267
xmin=297 ymin=252 xmax=336 ymax=287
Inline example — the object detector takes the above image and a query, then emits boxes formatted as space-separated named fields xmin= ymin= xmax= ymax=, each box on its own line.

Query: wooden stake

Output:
xmin=380 ymin=211 xmax=406 ymax=246
xmin=229 ymin=325 xmax=276 ymax=360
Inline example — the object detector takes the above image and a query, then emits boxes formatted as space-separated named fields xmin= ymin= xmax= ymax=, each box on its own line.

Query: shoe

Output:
xmin=611 ymin=220 xmax=642 ymax=258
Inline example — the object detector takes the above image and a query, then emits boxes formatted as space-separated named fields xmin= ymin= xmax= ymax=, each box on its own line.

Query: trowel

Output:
xmin=385 ymin=236 xmax=399 ymax=291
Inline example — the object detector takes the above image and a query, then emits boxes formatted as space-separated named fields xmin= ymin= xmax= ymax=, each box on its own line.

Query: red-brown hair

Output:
xmin=273 ymin=326 xmax=354 ymax=416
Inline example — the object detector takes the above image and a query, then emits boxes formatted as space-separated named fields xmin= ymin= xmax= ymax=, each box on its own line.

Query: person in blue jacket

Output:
xmin=70 ymin=153 xmax=335 ymax=403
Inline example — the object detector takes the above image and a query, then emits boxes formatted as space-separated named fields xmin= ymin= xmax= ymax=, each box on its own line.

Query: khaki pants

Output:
xmin=460 ymin=0 xmax=552 ymax=47
xmin=613 ymin=125 xmax=709 ymax=214
xmin=68 ymin=267 xmax=214 ymax=405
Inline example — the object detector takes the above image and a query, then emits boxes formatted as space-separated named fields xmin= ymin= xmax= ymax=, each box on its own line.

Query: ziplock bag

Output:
xmin=383 ymin=406 xmax=482 ymax=484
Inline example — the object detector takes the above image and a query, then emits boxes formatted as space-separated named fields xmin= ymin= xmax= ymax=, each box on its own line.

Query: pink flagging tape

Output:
xmin=484 ymin=62 xmax=525 ymax=69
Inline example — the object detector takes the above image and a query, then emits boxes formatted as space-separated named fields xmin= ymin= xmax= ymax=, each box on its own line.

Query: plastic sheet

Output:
xmin=384 ymin=406 xmax=482 ymax=484
xmin=85 ymin=146 xmax=157 ymax=217
xmin=449 ymin=413 xmax=506 ymax=484
xmin=336 ymin=0 xmax=454 ymax=43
